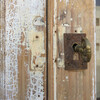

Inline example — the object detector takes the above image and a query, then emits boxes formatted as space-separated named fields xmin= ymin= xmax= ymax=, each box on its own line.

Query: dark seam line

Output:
xmin=46 ymin=0 xmax=48 ymax=99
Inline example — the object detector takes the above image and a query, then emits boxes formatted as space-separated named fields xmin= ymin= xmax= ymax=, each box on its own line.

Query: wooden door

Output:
xmin=48 ymin=0 xmax=96 ymax=100
xmin=0 ymin=0 xmax=96 ymax=100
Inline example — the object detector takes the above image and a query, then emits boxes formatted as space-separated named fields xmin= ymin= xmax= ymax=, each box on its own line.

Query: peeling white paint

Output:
xmin=57 ymin=58 xmax=64 ymax=68
xmin=66 ymin=76 xmax=69 ymax=80
xmin=62 ymin=23 xmax=70 ymax=27
xmin=92 ymin=0 xmax=96 ymax=99
xmin=33 ymin=16 xmax=45 ymax=26
xmin=70 ymin=18 xmax=73 ymax=21
xmin=78 ymin=13 xmax=82 ymax=18
xmin=0 ymin=0 xmax=6 ymax=99
xmin=91 ymin=76 xmax=95 ymax=100
xmin=77 ymin=26 xmax=82 ymax=33
xmin=58 ymin=25 xmax=65 ymax=40
xmin=5 ymin=0 xmax=46 ymax=99
xmin=5 ymin=1 xmax=21 ymax=99
xmin=53 ymin=0 xmax=57 ymax=100
xmin=63 ymin=80 xmax=65 ymax=82
xmin=64 ymin=11 xmax=67 ymax=14
xmin=60 ymin=0 xmax=69 ymax=5
xmin=66 ymin=0 xmax=69 ymax=5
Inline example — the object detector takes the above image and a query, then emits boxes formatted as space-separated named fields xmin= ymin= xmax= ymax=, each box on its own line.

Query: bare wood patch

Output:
xmin=48 ymin=0 xmax=95 ymax=100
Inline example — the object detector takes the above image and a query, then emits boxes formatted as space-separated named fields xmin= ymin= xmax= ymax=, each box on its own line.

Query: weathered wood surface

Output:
xmin=0 ymin=0 xmax=5 ymax=99
xmin=0 ymin=0 xmax=46 ymax=100
xmin=0 ymin=0 xmax=96 ymax=100
xmin=48 ymin=0 xmax=96 ymax=100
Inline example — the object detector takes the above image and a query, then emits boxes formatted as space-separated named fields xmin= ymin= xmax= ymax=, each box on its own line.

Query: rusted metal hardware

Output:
xmin=73 ymin=38 xmax=91 ymax=62
xmin=64 ymin=33 xmax=91 ymax=70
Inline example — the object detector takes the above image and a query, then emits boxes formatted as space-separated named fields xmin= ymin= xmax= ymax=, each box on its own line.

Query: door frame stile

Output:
xmin=47 ymin=0 xmax=55 ymax=100
xmin=46 ymin=0 xmax=48 ymax=99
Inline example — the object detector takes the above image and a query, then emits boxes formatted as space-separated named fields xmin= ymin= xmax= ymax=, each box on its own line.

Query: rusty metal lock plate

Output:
xmin=64 ymin=33 xmax=87 ymax=70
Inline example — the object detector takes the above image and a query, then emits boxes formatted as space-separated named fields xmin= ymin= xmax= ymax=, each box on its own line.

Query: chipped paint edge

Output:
xmin=93 ymin=0 xmax=96 ymax=100
xmin=53 ymin=0 xmax=57 ymax=100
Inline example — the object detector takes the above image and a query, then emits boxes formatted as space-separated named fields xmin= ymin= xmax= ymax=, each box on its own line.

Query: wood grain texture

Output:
xmin=1 ymin=0 xmax=47 ymax=100
xmin=0 ymin=0 xmax=96 ymax=100
xmin=48 ymin=0 xmax=54 ymax=99
xmin=48 ymin=0 xmax=96 ymax=100
xmin=0 ymin=0 xmax=5 ymax=99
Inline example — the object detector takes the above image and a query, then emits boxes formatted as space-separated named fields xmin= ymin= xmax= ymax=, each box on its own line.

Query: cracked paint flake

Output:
xmin=60 ymin=0 xmax=69 ymax=4
xmin=66 ymin=0 xmax=69 ymax=5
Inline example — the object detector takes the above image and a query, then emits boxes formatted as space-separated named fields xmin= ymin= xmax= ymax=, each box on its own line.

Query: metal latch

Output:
xmin=64 ymin=33 xmax=91 ymax=70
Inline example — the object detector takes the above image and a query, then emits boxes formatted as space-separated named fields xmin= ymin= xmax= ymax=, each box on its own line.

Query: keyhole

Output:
xmin=73 ymin=53 xmax=79 ymax=60
xmin=73 ymin=43 xmax=79 ymax=60
xmin=73 ymin=43 xmax=78 ymax=51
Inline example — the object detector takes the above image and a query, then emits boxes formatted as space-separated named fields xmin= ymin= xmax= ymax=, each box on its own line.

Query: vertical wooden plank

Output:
xmin=48 ymin=0 xmax=96 ymax=100
xmin=48 ymin=0 xmax=54 ymax=99
xmin=5 ymin=0 xmax=46 ymax=100
xmin=0 ymin=0 xmax=5 ymax=99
